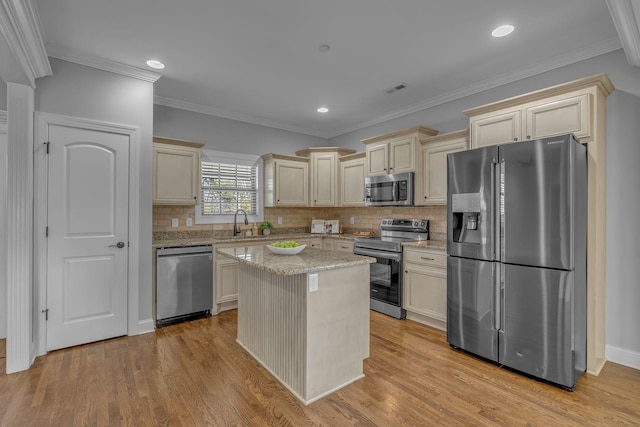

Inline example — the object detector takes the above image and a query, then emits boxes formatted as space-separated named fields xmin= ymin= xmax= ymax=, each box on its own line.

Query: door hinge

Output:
xmin=44 ymin=141 xmax=50 ymax=154
xmin=42 ymin=308 xmax=49 ymax=321
xmin=45 ymin=226 xmax=49 ymax=237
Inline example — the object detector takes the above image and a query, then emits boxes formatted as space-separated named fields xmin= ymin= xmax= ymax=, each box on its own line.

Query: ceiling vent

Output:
xmin=385 ymin=83 xmax=407 ymax=94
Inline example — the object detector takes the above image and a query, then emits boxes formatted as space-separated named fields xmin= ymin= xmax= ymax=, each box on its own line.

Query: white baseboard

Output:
xmin=605 ymin=344 xmax=640 ymax=370
xmin=136 ymin=318 xmax=155 ymax=335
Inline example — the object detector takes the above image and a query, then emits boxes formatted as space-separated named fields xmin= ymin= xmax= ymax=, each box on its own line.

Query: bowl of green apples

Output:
xmin=266 ymin=241 xmax=306 ymax=255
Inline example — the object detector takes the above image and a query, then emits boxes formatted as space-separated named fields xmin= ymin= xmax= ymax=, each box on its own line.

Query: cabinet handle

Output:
xmin=513 ymin=137 xmax=518 ymax=142
xmin=420 ymin=257 xmax=435 ymax=261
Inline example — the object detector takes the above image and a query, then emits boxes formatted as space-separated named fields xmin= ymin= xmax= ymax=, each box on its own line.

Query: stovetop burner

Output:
xmin=354 ymin=218 xmax=429 ymax=253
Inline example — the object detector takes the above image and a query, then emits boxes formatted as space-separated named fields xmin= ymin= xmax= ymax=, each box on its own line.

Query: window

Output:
xmin=196 ymin=150 xmax=263 ymax=224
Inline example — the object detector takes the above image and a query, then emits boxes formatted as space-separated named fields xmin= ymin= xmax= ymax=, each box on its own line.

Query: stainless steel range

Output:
xmin=354 ymin=219 xmax=429 ymax=319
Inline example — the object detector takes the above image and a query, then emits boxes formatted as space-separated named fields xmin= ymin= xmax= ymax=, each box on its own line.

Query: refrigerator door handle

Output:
xmin=500 ymin=264 xmax=506 ymax=332
xmin=492 ymin=161 xmax=501 ymax=262
xmin=494 ymin=263 xmax=501 ymax=330
xmin=499 ymin=159 xmax=506 ymax=262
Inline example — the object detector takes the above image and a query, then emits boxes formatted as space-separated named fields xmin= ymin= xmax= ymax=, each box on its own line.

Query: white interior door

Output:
xmin=46 ymin=124 xmax=129 ymax=351
xmin=0 ymin=129 xmax=7 ymax=340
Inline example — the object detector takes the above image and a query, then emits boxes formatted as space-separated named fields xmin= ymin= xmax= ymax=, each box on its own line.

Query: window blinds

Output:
xmin=201 ymin=161 xmax=257 ymax=215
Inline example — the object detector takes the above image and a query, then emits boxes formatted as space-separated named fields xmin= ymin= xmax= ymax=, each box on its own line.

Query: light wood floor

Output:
xmin=1 ymin=311 xmax=639 ymax=426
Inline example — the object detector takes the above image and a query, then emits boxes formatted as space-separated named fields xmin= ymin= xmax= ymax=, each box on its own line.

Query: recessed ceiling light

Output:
xmin=146 ymin=59 xmax=165 ymax=69
xmin=491 ymin=24 xmax=515 ymax=38
xmin=317 ymin=107 xmax=329 ymax=113
xmin=318 ymin=44 xmax=331 ymax=52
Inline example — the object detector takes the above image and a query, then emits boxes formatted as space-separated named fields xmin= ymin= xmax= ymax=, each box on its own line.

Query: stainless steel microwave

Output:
xmin=364 ymin=172 xmax=414 ymax=206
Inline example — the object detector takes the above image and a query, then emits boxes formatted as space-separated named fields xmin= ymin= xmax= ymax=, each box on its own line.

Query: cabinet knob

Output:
xmin=526 ymin=135 xmax=531 ymax=140
xmin=513 ymin=137 xmax=518 ymax=142
xmin=193 ymin=196 xmax=197 ymax=200
xmin=405 ymin=270 xmax=408 ymax=274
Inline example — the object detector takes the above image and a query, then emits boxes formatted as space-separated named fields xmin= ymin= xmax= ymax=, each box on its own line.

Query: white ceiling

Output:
xmin=35 ymin=0 xmax=625 ymax=138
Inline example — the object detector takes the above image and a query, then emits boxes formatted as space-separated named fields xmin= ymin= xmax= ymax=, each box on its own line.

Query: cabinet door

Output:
xmin=215 ymin=257 xmax=238 ymax=304
xmin=389 ymin=138 xmax=415 ymax=173
xmin=403 ymin=264 xmax=447 ymax=322
xmin=311 ymin=153 xmax=336 ymax=206
xmin=422 ymin=138 xmax=468 ymax=204
xmin=366 ymin=144 xmax=389 ymax=176
xmin=275 ymin=160 xmax=308 ymax=206
xmin=525 ymin=93 xmax=590 ymax=141
xmin=341 ymin=158 xmax=365 ymax=206
xmin=471 ymin=109 xmax=522 ymax=148
xmin=153 ymin=145 xmax=200 ymax=205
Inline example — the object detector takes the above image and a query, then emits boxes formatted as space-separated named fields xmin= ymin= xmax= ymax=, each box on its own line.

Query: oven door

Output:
xmin=353 ymin=247 xmax=402 ymax=306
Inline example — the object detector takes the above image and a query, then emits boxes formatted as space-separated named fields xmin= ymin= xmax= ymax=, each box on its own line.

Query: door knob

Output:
xmin=109 ymin=241 xmax=125 ymax=248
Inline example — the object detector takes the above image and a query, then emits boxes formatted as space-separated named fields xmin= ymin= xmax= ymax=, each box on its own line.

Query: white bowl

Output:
xmin=266 ymin=244 xmax=306 ymax=255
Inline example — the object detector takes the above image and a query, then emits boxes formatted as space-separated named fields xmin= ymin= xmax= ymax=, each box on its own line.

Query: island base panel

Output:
xmin=237 ymin=263 xmax=370 ymax=404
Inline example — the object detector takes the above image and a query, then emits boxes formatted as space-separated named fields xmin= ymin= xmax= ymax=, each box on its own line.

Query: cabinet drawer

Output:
xmin=333 ymin=240 xmax=354 ymax=253
xmin=403 ymin=249 xmax=446 ymax=267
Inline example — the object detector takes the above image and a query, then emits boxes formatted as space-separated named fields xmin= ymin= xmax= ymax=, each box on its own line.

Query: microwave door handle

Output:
xmin=393 ymin=181 xmax=399 ymax=203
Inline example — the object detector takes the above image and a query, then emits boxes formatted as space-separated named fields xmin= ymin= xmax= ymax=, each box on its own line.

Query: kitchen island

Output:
xmin=217 ymin=246 xmax=375 ymax=405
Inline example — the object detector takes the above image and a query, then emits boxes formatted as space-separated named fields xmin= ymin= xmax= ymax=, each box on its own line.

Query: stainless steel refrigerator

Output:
xmin=446 ymin=133 xmax=587 ymax=390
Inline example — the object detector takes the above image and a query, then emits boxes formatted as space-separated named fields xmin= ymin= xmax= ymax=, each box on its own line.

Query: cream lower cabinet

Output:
xmin=297 ymin=238 xmax=323 ymax=249
xmin=324 ymin=239 xmax=354 ymax=253
xmin=403 ymin=247 xmax=447 ymax=331
xmin=214 ymin=243 xmax=264 ymax=312
xmin=420 ymin=130 xmax=469 ymax=204
xmin=153 ymin=137 xmax=204 ymax=205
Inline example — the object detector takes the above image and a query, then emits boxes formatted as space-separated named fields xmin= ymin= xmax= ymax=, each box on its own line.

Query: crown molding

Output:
xmin=156 ymin=37 xmax=620 ymax=140
xmin=606 ymin=0 xmax=640 ymax=66
xmin=46 ymin=44 xmax=162 ymax=83
xmin=328 ymin=37 xmax=622 ymax=137
xmin=154 ymin=96 xmax=329 ymax=139
xmin=0 ymin=0 xmax=51 ymax=86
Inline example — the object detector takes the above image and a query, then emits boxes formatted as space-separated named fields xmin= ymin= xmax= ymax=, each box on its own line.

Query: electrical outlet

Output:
xmin=186 ymin=217 xmax=193 ymax=227
xmin=308 ymin=273 xmax=318 ymax=293
xmin=350 ymin=216 xmax=355 ymax=225
xmin=171 ymin=218 xmax=179 ymax=228
xmin=278 ymin=216 xmax=283 ymax=225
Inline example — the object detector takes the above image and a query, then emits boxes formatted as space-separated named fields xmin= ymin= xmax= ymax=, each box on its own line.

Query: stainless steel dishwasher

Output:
xmin=156 ymin=245 xmax=213 ymax=326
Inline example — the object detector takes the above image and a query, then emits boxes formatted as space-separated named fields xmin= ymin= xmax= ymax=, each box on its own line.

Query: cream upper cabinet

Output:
xmin=339 ymin=152 xmax=366 ymax=206
xmin=362 ymin=126 xmax=438 ymax=177
xmin=525 ymin=93 xmax=590 ymax=141
xmin=152 ymin=137 xmax=204 ymax=205
xmin=470 ymin=109 xmax=522 ymax=148
xmin=262 ymin=154 xmax=309 ymax=207
xmin=402 ymin=247 xmax=447 ymax=331
xmin=294 ymin=147 xmax=356 ymax=207
xmin=420 ymin=130 xmax=469 ymax=205
xmin=467 ymin=87 xmax=592 ymax=149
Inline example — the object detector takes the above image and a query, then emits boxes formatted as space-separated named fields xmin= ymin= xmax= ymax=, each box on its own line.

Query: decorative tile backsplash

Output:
xmin=153 ymin=205 xmax=447 ymax=241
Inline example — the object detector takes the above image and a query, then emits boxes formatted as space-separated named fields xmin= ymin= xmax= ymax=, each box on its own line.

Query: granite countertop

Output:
xmin=153 ymin=233 xmax=360 ymax=249
xmin=217 ymin=246 xmax=375 ymax=275
xmin=401 ymin=240 xmax=447 ymax=252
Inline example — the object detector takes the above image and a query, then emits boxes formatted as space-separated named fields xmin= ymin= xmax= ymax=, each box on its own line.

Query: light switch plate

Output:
xmin=308 ymin=273 xmax=318 ymax=292
xmin=350 ymin=216 xmax=355 ymax=225
xmin=171 ymin=218 xmax=179 ymax=228
xmin=278 ymin=216 xmax=283 ymax=225
xmin=186 ymin=217 xmax=193 ymax=227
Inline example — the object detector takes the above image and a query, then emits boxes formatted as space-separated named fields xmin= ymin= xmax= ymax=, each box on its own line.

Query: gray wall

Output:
xmin=35 ymin=58 xmax=155 ymax=327
xmin=154 ymin=105 xmax=328 ymax=155
xmin=605 ymin=89 xmax=640 ymax=364
xmin=329 ymin=48 xmax=640 ymax=368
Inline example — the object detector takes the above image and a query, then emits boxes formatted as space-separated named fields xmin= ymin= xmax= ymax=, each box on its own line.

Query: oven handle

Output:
xmin=354 ymin=247 xmax=402 ymax=262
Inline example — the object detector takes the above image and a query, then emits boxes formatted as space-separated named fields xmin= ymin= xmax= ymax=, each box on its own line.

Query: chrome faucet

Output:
xmin=233 ymin=208 xmax=248 ymax=236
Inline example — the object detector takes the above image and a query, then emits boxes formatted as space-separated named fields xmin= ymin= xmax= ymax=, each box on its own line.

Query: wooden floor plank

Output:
xmin=0 ymin=311 xmax=639 ymax=426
